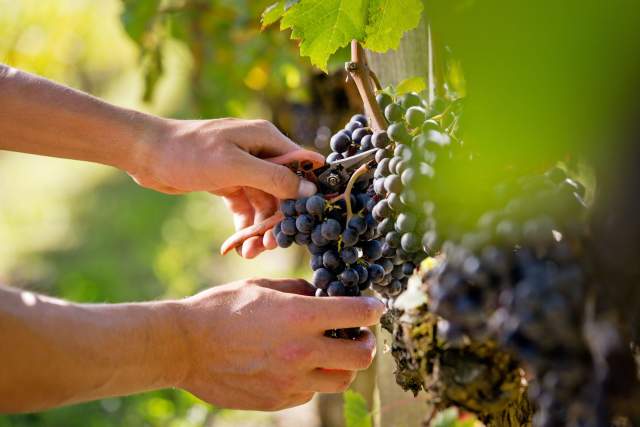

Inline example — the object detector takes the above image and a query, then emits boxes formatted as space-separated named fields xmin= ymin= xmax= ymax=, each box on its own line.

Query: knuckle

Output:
xmin=277 ymin=342 xmax=314 ymax=366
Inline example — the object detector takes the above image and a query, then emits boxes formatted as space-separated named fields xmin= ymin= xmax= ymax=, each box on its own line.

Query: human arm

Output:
xmin=0 ymin=281 xmax=383 ymax=413
xmin=0 ymin=64 xmax=321 ymax=258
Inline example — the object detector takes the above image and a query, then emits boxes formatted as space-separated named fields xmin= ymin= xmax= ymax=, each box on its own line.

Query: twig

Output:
xmin=346 ymin=41 xmax=387 ymax=132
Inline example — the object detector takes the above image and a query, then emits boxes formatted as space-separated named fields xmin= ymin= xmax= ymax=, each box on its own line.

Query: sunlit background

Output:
xmin=0 ymin=0 xmax=360 ymax=426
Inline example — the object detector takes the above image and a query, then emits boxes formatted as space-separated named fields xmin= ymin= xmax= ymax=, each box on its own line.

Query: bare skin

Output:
xmin=0 ymin=281 xmax=383 ymax=413
xmin=0 ymin=64 xmax=384 ymax=413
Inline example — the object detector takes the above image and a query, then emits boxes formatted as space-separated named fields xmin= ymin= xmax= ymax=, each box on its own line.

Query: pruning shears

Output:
xmin=220 ymin=147 xmax=377 ymax=255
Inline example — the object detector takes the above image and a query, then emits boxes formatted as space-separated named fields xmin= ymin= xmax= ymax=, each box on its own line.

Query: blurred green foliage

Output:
xmin=0 ymin=0 xmax=313 ymax=426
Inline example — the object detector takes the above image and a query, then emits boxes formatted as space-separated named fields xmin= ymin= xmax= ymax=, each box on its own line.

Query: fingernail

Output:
xmin=297 ymin=179 xmax=317 ymax=198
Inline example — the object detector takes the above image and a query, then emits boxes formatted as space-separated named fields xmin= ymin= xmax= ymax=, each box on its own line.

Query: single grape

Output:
xmin=380 ymin=258 xmax=394 ymax=274
xmin=313 ymin=268 xmax=334 ymax=290
xmin=340 ymin=247 xmax=359 ymax=265
xmin=327 ymin=152 xmax=344 ymax=163
xmin=295 ymin=197 xmax=308 ymax=214
xmin=347 ymin=216 xmax=367 ymax=234
xmin=306 ymin=195 xmax=325 ymax=218
xmin=422 ymin=119 xmax=440 ymax=132
xmin=395 ymin=212 xmax=416 ymax=233
xmin=405 ymin=106 xmax=427 ymax=128
xmin=375 ymin=147 xmax=392 ymax=163
xmin=388 ymin=157 xmax=401 ymax=175
xmin=342 ymin=227 xmax=359 ymax=247
xmin=377 ymin=218 xmax=394 ymax=235
xmin=368 ymin=263 xmax=385 ymax=283
xmin=386 ymin=230 xmax=402 ymax=248
xmin=391 ymin=264 xmax=405 ymax=279
xmin=276 ymin=232 xmax=294 ymax=248
xmin=384 ymin=103 xmax=404 ymax=122
xmin=400 ymin=232 xmax=420 ymax=252
xmin=321 ymin=219 xmax=342 ymax=240
xmin=345 ymin=120 xmax=363 ymax=133
xmin=339 ymin=269 xmax=360 ymax=287
xmin=308 ymin=243 xmax=325 ymax=255
xmin=429 ymin=97 xmax=446 ymax=115
xmin=354 ymin=264 xmax=369 ymax=284
xmin=311 ymin=224 xmax=329 ymax=246
xmin=400 ymin=92 xmax=421 ymax=109
xmin=401 ymin=168 xmax=416 ymax=186
xmin=295 ymin=214 xmax=314 ymax=234
xmin=351 ymin=114 xmax=368 ymax=126
xmin=281 ymin=217 xmax=297 ymax=236
xmin=280 ymin=200 xmax=297 ymax=217
xmin=372 ymin=199 xmax=392 ymax=221
xmin=295 ymin=233 xmax=311 ymax=246
xmin=387 ymin=122 xmax=410 ymax=143
xmin=330 ymin=131 xmax=351 ymax=153
xmin=310 ymin=254 xmax=324 ymax=270
xmin=384 ymin=174 xmax=403 ymax=194
xmin=402 ymin=262 xmax=416 ymax=276
xmin=323 ymin=249 xmax=342 ymax=270
xmin=371 ymin=130 xmax=390 ymax=149
xmin=352 ymin=127 xmax=371 ymax=145
xmin=273 ymin=221 xmax=282 ymax=236
xmin=327 ymin=281 xmax=346 ymax=296
xmin=376 ymin=93 xmax=393 ymax=110
xmin=360 ymin=134 xmax=373 ymax=151
xmin=375 ymin=158 xmax=391 ymax=178
xmin=387 ymin=193 xmax=403 ymax=211
xmin=373 ymin=178 xmax=387 ymax=197
xmin=400 ymin=189 xmax=417 ymax=206
xmin=363 ymin=240 xmax=383 ymax=261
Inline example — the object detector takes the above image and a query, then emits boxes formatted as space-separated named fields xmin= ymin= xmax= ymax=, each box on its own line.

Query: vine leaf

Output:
xmin=261 ymin=1 xmax=300 ymax=29
xmin=343 ymin=390 xmax=372 ymax=427
xmin=395 ymin=76 xmax=427 ymax=95
xmin=280 ymin=0 xmax=369 ymax=72
xmin=364 ymin=0 xmax=423 ymax=52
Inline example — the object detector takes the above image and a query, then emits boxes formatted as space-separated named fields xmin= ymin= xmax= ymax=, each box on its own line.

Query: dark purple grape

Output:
xmin=295 ymin=214 xmax=314 ymax=234
xmin=322 ymin=249 xmax=342 ymax=270
xmin=342 ymin=227 xmax=359 ymax=247
xmin=345 ymin=121 xmax=363 ymax=133
xmin=311 ymin=224 xmax=328 ymax=246
xmin=372 ymin=130 xmax=390 ymax=149
xmin=327 ymin=281 xmax=346 ymax=296
xmin=280 ymin=200 xmax=296 ymax=217
xmin=306 ymin=195 xmax=325 ymax=217
xmin=352 ymin=127 xmax=371 ymax=145
xmin=347 ymin=216 xmax=366 ymax=234
xmin=295 ymin=197 xmax=308 ymax=214
xmin=327 ymin=152 xmax=343 ymax=163
xmin=321 ymin=219 xmax=342 ymax=240
xmin=351 ymin=114 xmax=368 ymax=126
xmin=281 ymin=217 xmax=297 ymax=236
xmin=354 ymin=264 xmax=368 ymax=284
xmin=308 ymin=243 xmax=325 ymax=255
xmin=368 ymin=264 xmax=385 ymax=283
xmin=340 ymin=247 xmax=358 ymax=265
xmin=330 ymin=131 xmax=351 ymax=153
xmin=360 ymin=134 xmax=373 ymax=151
xmin=380 ymin=258 xmax=394 ymax=274
xmin=381 ymin=241 xmax=395 ymax=258
xmin=363 ymin=240 xmax=382 ymax=261
xmin=273 ymin=221 xmax=282 ymax=236
xmin=295 ymin=233 xmax=311 ymax=245
xmin=391 ymin=264 xmax=405 ymax=279
xmin=313 ymin=268 xmax=333 ymax=290
xmin=401 ymin=262 xmax=415 ymax=276
xmin=276 ymin=232 xmax=294 ymax=248
xmin=339 ymin=269 xmax=359 ymax=287
xmin=310 ymin=255 xmax=324 ymax=270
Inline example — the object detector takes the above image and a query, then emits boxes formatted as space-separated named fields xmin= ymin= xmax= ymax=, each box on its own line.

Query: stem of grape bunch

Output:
xmin=347 ymin=40 xmax=387 ymax=133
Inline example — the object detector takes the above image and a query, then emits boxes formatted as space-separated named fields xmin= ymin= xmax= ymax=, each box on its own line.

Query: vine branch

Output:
xmin=347 ymin=40 xmax=387 ymax=132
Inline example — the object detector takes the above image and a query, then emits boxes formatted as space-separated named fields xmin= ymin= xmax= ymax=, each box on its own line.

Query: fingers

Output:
xmin=303 ymin=369 xmax=356 ymax=393
xmin=222 ymin=190 xmax=254 ymax=231
xmin=290 ymin=295 xmax=385 ymax=331
xmin=263 ymin=229 xmax=277 ymax=250
xmin=251 ymin=278 xmax=316 ymax=296
xmin=313 ymin=329 xmax=377 ymax=371
xmin=241 ymin=189 xmax=278 ymax=258
xmin=239 ymin=119 xmax=302 ymax=157
xmin=236 ymin=150 xmax=317 ymax=200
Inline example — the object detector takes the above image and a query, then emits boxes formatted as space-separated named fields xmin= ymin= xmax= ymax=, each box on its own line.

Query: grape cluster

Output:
xmin=273 ymin=114 xmax=386 ymax=339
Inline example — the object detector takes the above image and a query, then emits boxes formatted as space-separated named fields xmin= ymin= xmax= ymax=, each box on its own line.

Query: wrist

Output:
xmin=121 ymin=113 xmax=174 ymax=178
xmin=149 ymin=299 xmax=191 ymax=389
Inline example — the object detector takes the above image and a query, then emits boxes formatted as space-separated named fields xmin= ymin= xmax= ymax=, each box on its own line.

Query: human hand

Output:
xmin=170 ymin=279 xmax=384 ymax=411
xmin=130 ymin=118 xmax=323 ymax=258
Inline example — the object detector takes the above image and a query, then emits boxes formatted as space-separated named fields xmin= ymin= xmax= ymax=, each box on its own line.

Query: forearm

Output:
xmin=0 ymin=64 xmax=165 ymax=174
xmin=0 ymin=285 xmax=186 ymax=413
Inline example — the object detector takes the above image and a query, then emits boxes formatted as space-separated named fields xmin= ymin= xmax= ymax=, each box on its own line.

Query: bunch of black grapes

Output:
xmin=273 ymin=114 xmax=387 ymax=339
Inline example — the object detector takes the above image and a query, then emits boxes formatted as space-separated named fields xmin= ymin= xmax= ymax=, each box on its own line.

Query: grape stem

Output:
xmin=344 ymin=163 xmax=371 ymax=220
xmin=347 ymin=40 xmax=387 ymax=133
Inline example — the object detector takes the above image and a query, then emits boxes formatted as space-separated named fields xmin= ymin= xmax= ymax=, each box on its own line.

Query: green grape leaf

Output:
xmin=395 ymin=76 xmax=427 ymax=95
xmin=280 ymin=0 xmax=369 ymax=72
xmin=364 ymin=0 xmax=423 ymax=52
xmin=343 ymin=390 xmax=372 ymax=427
xmin=120 ymin=0 xmax=162 ymax=44
xmin=262 ymin=1 xmax=286 ymax=29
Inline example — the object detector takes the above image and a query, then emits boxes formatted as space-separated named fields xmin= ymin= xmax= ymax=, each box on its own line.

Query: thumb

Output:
xmin=236 ymin=152 xmax=317 ymax=200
